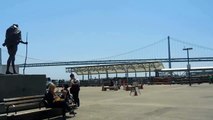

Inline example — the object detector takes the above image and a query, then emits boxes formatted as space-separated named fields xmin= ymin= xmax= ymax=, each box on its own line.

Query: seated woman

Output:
xmin=61 ymin=84 xmax=74 ymax=104
xmin=45 ymin=82 xmax=75 ymax=114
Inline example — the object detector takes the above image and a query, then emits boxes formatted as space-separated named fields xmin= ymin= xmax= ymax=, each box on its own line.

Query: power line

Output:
xmin=170 ymin=37 xmax=213 ymax=51
xmin=95 ymin=38 xmax=167 ymax=60
xmin=1 ymin=48 xmax=54 ymax=63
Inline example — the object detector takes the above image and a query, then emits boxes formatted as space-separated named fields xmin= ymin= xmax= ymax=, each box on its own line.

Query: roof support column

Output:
xmin=105 ymin=67 xmax=109 ymax=80
xmin=87 ymin=67 xmax=90 ymax=80
xmin=152 ymin=62 xmax=158 ymax=77
xmin=132 ymin=65 xmax=137 ymax=78
xmin=126 ymin=68 xmax=129 ymax=84
xmin=149 ymin=63 xmax=151 ymax=84
xmin=81 ymin=71 xmax=84 ymax=80
xmin=141 ymin=64 xmax=147 ymax=77
xmin=98 ymin=71 xmax=100 ymax=80
xmin=113 ymin=66 xmax=118 ymax=78
xmin=82 ymin=75 xmax=84 ymax=80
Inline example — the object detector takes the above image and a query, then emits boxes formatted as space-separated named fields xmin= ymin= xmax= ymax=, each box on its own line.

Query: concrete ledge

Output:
xmin=0 ymin=74 xmax=46 ymax=113
xmin=0 ymin=74 xmax=46 ymax=100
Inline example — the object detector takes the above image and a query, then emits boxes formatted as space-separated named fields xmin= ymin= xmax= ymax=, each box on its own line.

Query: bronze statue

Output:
xmin=2 ymin=24 xmax=28 ymax=74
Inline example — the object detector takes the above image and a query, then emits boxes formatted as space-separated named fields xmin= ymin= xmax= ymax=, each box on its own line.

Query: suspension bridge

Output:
xmin=13 ymin=36 xmax=213 ymax=68
xmin=17 ymin=57 xmax=213 ymax=68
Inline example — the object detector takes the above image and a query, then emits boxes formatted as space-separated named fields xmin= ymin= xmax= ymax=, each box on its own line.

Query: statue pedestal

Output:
xmin=0 ymin=74 xmax=46 ymax=100
xmin=0 ymin=74 xmax=46 ymax=114
xmin=0 ymin=65 xmax=19 ymax=74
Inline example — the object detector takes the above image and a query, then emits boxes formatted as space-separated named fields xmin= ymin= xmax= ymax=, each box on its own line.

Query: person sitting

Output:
xmin=45 ymin=82 xmax=76 ymax=115
xmin=61 ymin=84 xmax=74 ymax=104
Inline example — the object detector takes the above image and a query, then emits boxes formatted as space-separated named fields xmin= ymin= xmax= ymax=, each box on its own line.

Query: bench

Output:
xmin=102 ymin=86 xmax=118 ymax=91
xmin=123 ymin=84 xmax=143 ymax=91
xmin=3 ymin=95 xmax=44 ymax=115
xmin=2 ymin=94 xmax=76 ymax=120
xmin=123 ymin=85 xmax=135 ymax=91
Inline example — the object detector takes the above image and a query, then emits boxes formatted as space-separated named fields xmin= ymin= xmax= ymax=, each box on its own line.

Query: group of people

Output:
xmin=45 ymin=73 xmax=80 ymax=115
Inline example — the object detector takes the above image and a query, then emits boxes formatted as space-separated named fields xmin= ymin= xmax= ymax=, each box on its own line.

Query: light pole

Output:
xmin=183 ymin=47 xmax=193 ymax=86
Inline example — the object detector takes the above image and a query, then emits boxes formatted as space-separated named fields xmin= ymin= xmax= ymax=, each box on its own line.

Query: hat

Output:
xmin=12 ymin=24 xmax=19 ymax=28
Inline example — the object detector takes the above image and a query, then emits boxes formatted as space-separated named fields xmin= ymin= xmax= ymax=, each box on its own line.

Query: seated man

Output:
xmin=45 ymin=83 xmax=76 ymax=115
xmin=61 ymin=84 xmax=74 ymax=104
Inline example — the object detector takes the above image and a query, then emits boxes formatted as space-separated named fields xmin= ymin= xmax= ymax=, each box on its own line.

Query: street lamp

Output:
xmin=183 ymin=47 xmax=193 ymax=86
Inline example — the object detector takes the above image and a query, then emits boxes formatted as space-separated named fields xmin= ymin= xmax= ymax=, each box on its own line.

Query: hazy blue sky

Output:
xmin=1 ymin=0 xmax=213 ymax=79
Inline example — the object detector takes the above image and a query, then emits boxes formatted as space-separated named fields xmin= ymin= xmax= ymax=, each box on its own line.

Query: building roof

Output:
xmin=161 ymin=66 xmax=213 ymax=72
xmin=66 ymin=61 xmax=164 ymax=75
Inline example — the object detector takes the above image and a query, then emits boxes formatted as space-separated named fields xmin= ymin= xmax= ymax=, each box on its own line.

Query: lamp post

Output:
xmin=183 ymin=47 xmax=193 ymax=86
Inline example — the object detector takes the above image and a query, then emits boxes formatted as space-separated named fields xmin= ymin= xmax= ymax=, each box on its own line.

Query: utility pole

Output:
xmin=183 ymin=47 xmax=193 ymax=86
xmin=168 ymin=36 xmax=171 ymax=69
xmin=0 ymin=48 xmax=2 ymax=65
xmin=168 ymin=36 xmax=172 ymax=77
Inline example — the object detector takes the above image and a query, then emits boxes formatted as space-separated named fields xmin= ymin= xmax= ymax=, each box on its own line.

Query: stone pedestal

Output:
xmin=0 ymin=65 xmax=19 ymax=74
xmin=0 ymin=74 xmax=47 ymax=100
xmin=0 ymin=74 xmax=47 ymax=114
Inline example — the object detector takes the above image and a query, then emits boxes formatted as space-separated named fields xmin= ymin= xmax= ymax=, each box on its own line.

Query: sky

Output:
xmin=1 ymin=0 xmax=213 ymax=80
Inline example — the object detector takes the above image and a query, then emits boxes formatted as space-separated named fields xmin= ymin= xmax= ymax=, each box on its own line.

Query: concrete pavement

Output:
xmin=47 ymin=84 xmax=213 ymax=120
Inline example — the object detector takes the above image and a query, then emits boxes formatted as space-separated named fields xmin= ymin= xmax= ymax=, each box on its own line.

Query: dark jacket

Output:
xmin=45 ymin=90 xmax=55 ymax=106
xmin=70 ymin=83 xmax=80 ymax=94
xmin=4 ymin=27 xmax=21 ymax=47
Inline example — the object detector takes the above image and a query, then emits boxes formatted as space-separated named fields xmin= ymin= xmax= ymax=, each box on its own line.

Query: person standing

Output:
xmin=69 ymin=73 xmax=80 ymax=107
xmin=2 ymin=24 xmax=28 ymax=74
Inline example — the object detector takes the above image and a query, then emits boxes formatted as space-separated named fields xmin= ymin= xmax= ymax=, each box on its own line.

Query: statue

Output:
xmin=2 ymin=24 xmax=28 ymax=74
